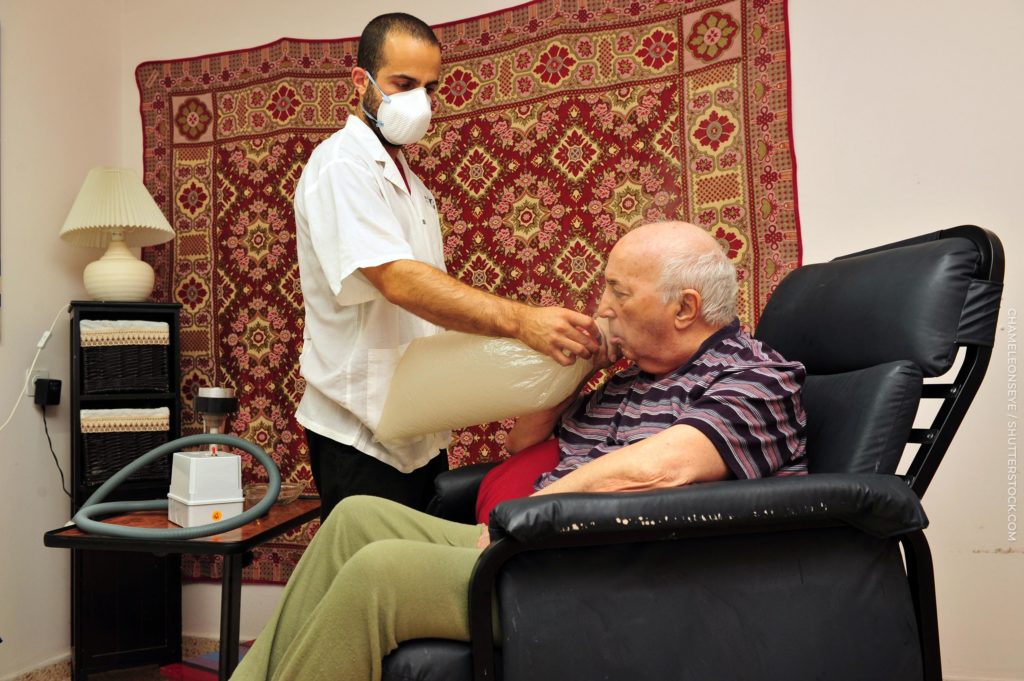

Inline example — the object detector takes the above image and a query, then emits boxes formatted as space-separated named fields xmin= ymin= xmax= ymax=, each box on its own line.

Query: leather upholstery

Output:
xmin=755 ymin=237 xmax=979 ymax=376
xmin=803 ymin=361 xmax=922 ymax=475
xmin=488 ymin=473 xmax=927 ymax=542
xmin=428 ymin=461 xmax=496 ymax=524
xmin=382 ymin=640 xmax=484 ymax=681
xmin=497 ymin=528 xmax=922 ymax=681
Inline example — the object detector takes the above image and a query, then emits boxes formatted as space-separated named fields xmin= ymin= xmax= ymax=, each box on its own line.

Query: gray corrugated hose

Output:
xmin=72 ymin=433 xmax=281 ymax=539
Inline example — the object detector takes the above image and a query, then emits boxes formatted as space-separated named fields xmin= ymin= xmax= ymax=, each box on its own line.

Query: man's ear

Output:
xmin=674 ymin=289 xmax=701 ymax=329
xmin=352 ymin=67 xmax=369 ymax=98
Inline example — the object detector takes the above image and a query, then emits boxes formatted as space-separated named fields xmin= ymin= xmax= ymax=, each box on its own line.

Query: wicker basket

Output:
xmin=80 ymin=408 xmax=171 ymax=486
xmin=83 ymin=346 xmax=169 ymax=394
xmin=80 ymin=320 xmax=170 ymax=394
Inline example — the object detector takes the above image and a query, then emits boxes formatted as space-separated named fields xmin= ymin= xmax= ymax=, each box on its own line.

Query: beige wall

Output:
xmin=0 ymin=0 xmax=1020 ymax=678
xmin=790 ymin=3 xmax=1023 ymax=678
xmin=0 ymin=0 xmax=122 ymax=677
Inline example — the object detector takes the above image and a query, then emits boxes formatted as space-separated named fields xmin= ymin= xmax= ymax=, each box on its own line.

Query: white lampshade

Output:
xmin=59 ymin=167 xmax=175 ymax=301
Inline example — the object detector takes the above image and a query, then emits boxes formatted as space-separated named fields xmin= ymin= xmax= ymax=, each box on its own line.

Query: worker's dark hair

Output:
xmin=357 ymin=13 xmax=440 ymax=76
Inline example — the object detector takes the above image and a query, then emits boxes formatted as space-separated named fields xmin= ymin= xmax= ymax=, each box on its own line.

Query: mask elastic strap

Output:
xmin=361 ymin=69 xmax=390 ymax=129
xmin=361 ymin=105 xmax=381 ymax=126
xmin=363 ymin=70 xmax=392 ymax=104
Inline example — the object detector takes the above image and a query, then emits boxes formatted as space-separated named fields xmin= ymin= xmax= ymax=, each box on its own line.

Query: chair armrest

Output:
xmin=488 ymin=474 xmax=927 ymax=543
xmin=426 ymin=461 xmax=499 ymax=523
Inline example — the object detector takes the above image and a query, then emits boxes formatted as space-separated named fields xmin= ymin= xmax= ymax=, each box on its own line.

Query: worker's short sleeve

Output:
xmin=302 ymin=159 xmax=416 ymax=306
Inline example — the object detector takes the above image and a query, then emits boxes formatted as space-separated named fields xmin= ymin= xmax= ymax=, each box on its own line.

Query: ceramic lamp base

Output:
xmin=83 ymin=238 xmax=155 ymax=301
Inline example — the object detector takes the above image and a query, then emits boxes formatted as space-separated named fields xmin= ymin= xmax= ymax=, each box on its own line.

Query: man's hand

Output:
xmin=476 ymin=526 xmax=490 ymax=549
xmin=516 ymin=306 xmax=601 ymax=367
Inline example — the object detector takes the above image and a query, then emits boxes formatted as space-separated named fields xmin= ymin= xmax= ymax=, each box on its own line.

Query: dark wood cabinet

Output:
xmin=68 ymin=301 xmax=183 ymax=679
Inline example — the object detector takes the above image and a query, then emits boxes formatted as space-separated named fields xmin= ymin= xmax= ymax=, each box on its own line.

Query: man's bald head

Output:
xmin=614 ymin=221 xmax=721 ymax=264
xmin=614 ymin=221 xmax=738 ymax=328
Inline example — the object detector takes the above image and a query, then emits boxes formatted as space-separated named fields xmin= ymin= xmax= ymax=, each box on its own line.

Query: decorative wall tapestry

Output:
xmin=138 ymin=0 xmax=800 ymax=584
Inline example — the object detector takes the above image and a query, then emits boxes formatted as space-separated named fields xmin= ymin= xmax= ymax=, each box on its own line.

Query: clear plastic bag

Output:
xmin=374 ymin=330 xmax=593 ymax=442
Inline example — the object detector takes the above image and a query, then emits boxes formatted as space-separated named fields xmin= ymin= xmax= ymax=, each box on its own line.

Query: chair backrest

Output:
xmin=800 ymin=361 xmax=921 ymax=476
xmin=755 ymin=226 xmax=1004 ymax=497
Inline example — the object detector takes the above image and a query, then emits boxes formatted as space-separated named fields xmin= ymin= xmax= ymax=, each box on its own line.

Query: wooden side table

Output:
xmin=45 ymin=498 xmax=320 ymax=680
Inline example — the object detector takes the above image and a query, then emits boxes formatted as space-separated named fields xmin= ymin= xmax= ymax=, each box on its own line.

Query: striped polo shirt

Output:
xmin=538 ymin=320 xmax=807 ymax=489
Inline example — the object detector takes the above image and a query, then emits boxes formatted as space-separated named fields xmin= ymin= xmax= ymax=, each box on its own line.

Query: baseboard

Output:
xmin=0 ymin=638 xmax=220 ymax=681
xmin=2 ymin=654 xmax=70 ymax=681
xmin=181 ymin=635 xmax=221 ymax=659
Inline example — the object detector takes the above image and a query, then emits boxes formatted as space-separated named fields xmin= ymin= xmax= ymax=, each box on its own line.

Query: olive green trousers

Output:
xmin=229 ymin=495 xmax=485 ymax=681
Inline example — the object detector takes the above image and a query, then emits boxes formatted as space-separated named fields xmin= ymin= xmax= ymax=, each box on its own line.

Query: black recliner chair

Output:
xmin=383 ymin=225 xmax=1004 ymax=681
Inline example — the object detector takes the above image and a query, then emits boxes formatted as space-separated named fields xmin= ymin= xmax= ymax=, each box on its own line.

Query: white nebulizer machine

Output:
xmin=72 ymin=387 xmax=281 ymax=540
xmin=166 ymin=387 xmax=244 ymax=528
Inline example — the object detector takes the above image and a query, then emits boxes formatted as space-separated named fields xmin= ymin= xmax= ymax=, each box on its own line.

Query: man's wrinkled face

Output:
xmin=356 ymin=32 xmax=441 ymax=129
xmin=596 ymin=245 xmax=677 ymax=372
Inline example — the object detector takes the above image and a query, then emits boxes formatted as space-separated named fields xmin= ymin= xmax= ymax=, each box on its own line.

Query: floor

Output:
xmin=14 ymin=662 xmax=169 ymax=681
xmin=86 ymin=637 xmax=221 ymax=680
xmin=92 ymin=667 xmax=165 ymax=681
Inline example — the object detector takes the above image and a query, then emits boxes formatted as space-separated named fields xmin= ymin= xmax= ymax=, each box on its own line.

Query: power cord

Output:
xmin=41 ymin=407 xmax=71 ymax=498
xmin=0 ymin=303 xmax=67 ymax=434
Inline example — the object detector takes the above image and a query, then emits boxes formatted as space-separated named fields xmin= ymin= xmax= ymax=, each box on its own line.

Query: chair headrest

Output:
xmin=755 ymin=237 xmax=996 ymax=376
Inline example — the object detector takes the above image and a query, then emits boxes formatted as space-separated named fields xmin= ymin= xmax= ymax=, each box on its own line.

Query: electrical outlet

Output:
xmin=26 ymin=369 xmax=49 ymax=396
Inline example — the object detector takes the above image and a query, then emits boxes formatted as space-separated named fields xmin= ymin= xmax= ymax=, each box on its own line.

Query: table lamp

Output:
xmin=59 ymin=167 xmax=175 ymax=301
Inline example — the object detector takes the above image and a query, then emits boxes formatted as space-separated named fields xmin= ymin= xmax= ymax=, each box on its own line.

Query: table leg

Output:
xmin=219 ymin=553 xmax=244 ymax=680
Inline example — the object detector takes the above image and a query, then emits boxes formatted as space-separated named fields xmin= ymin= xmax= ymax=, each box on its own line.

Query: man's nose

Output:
xmin=596 ymin=289 xmax=614 ymax=317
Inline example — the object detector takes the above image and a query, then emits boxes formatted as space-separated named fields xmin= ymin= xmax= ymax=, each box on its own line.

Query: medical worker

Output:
xmin=294 ymin=13 xmax=600 ymax=519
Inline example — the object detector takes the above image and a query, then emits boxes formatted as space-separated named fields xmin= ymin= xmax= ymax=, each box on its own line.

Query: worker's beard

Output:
xmin=360 ymin=87 xmax=400 ymax=151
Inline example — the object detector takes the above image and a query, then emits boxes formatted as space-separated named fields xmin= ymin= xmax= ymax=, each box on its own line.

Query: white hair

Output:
xmin=658 ymin=248 xmax=738 ymax=327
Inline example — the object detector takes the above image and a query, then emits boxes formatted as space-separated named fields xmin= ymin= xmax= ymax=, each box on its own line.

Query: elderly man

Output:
xmin=231 ymin=221 xmax=806 ymax=681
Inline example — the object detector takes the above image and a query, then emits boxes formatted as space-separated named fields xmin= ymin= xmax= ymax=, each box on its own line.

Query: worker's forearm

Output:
xmin=365 ymin=259 xmax=523 ymax=337
xmin=361 ymin=258 xmax=600 ymax=367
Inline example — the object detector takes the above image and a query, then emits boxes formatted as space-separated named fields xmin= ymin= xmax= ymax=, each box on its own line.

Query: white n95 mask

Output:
xmin=362 ymin=71 xmax=433 ymax=146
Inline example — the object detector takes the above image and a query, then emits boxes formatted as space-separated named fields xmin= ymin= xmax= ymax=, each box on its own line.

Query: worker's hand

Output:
xmin=516 ymin=306 xmax=601 ymax=366
xmin=476 ymin=526 xmax=491 ymax=550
